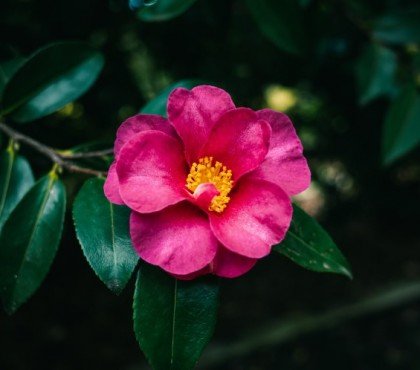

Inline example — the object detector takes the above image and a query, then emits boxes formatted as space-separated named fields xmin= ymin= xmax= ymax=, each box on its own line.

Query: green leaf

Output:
xmin=138 ymin=0 xmax=197 ymax=22
xmin=1 ymin=42 xmax=104 ymax=123
xmin=274 ymin=204 xmax=352 ymax=279
xmin=0 ymin=173 xmax=66 ymax=314
xmin=373 ymin=7 xmax=420 ymax=45
xmin=133 ymin=264 xmax=219 ymax=370
xmin=73 ymin=177 xmax=138 ymax=294
xmin=140 ymin=79 xmax=203 ymax=117
xmin=0 ymin=57 xmax=25 ymax=100
xmin=246 ymin=0 xmax=306 ymax=55
xmin=0 ymin=148 xmax=34 ymax=232
xmin=356 ymin=43 xmax=397 ymax=105
xmin=382 ymin=83 xmax=420 ymax=165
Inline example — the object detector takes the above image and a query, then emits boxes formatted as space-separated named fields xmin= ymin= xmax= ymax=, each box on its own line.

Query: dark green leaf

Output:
xmin=138 ymin=0 xmax=197 ymax=22
xmin=382 ymin=83 xmax=420 ymax=165
xmin=73 ymin=177 xmax=138 ymax=294
xmin=0 ymin=148 xmax=34 ymax=232
xmin=356 ymin=43 xmax=397 ymax=105
xmin=275 ymin=205 xmax=352 ymax=279
xmin=373 ymin=7 xmax=420 ymax=45
xmin=0 ymin=57 xmax=25 ymax=100
xmin=246 ymin=0 xmax=306 ymax=55
xmin=133 ymin=264 xmax=219 ymax=370
xmin=141 ymin=79 xmax=203 ymax=117
xmin=1 ymin=42 xmax=104 ymax=123
xmin=0 ymin=173 xmax=66 ymax=314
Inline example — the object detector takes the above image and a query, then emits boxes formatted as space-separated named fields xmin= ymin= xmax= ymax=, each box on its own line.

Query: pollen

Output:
xmin=186 ymin=156 xmax=233 ymax=213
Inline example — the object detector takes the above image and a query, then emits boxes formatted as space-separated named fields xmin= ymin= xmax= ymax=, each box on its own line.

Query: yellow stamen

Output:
xmin=186 ymin=156 xmax=233 ymax=213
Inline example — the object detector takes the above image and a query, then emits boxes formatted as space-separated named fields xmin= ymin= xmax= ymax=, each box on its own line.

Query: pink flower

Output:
xmin=104 ymin=85 xmax=310 ymax=279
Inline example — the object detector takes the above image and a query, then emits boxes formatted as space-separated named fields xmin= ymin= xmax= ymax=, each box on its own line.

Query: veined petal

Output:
xmin=252 ymin=109 xmax=310 ymax=195
xmin=116 ymin=131 xmax=188 ymax=213
xmin=167 ymin=85 xmax=235 ymax=163
xmin=103 ymin=161 xmax=124 ymax=204
xmin=200 ymin=108 xmax=271 ymax=180
xmin=130 ymin=203 xmax=218 ymax=275
xmin=210 ymin=176 xmax=292 ymax=258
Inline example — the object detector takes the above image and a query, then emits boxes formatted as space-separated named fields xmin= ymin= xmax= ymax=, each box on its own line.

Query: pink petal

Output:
xmin=103 ymin=161 xmax=124 ymax=204
xmin=116 ymin=131 xmax=188 ymax=213
xmin=170 ymin=266 xmax=211 ymax=281
xmin=130 ymin=203 xmax=218 ymax=275
xmin=252 ymin=109 xmax=311 ymax=195
xmin=191 ymin=183 xmax=219 ymax=211
xmin=114 ymin=114 xmax=176 ymax=158
xmin=200 ymin=108 xmax=271 ymax=180
xmin=210 ymin=176 xmax=292 ymax=259
xmin=212 ymin=246 xmax=257 ymax=278
xmin=167 ymin=85 xmax=235 ymax=163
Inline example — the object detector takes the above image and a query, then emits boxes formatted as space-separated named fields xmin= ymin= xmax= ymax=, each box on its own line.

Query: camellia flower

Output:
xmin=104 ymin=85 xmax=310 ymax=279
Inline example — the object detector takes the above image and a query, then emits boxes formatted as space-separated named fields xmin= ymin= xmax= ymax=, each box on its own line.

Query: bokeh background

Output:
xmin=1 ymin=0 xmax=420 ymax=369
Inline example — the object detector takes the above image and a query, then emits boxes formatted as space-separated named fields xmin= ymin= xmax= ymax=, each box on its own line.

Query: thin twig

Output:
xmin=0 ymin=122 xmax=107 ymax=177
xmin=60 ymin=148 xmax=113 ymax=159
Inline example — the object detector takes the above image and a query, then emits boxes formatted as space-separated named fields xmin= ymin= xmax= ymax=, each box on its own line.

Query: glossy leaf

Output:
xmin=0 ymin=57 xmax=25 ymax=100
xmin=275 ymin=204 xmax=352 ymax=279
xmin=0 ymin=173 xmax=66 ymax=314
xmin=373 ymin=7 xmax=420 ymax=45
xmin=133 ymin=264 xmax=219 ymax=370
xmin=246 ymin=0 xmax=306 ymax=55
xmin=140 ymin=79 xmax=203 ymax=117
xmin=356 ymin=43 xmax=397 ymax=105
xmin=138 ymin=0 xmax=197 ymax=22
xmin=73 ymin=177 xmax=138 ymax=294
xmin=382 ymin=83 xmax=420 ymax=165
xmin=1 ymin=42 xmax=104 ymax=123
xmin=0 ymin=148 xmax=34 ymax=232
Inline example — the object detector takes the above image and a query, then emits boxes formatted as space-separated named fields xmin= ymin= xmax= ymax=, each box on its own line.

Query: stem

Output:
xmin=0 ymin=122 xmax=108 ymax=177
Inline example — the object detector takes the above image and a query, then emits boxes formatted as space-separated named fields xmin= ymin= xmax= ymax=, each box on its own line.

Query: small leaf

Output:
xmin=373 ymin=7 xmax=420 ymax=45
xmin=1 ymin=42 xmax=104 ymax=123
xmin=73 ymin=178 xmax=138 ymax=294
xmin=246 ymin=0 xmax=306 ymax=55
xmin=138 ymin=0 xmax=197 ymax=22
xmin=133 ymin=264 xmax=219 ymax=370
xmin=140 ymin=79 xmax=203 ymax=117
xmin=0 ymin=149 xmax=34 ymax=232
xmin=382 ymin=83 xmax=420 ymax=165
xmin=356 ymin=43 xmax=397 ymax=105
xmin=0 ymin=173 xmax=66 ymax=314
xmin=274 ymin=205 xmax=352 ymax=279
xmin=0 ymin=57 xmax=26 ymax=100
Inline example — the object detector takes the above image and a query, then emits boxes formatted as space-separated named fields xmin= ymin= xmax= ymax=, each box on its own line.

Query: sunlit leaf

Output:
xmin=356 ymin=43 xmax=397 ymax=105
xmin=138 ymin=0 xmax=197 ymax=22
xmin=246 ymin=0 xmax=306 ymax=55
xmin=0 ymin=173 xmax=66 ymax=314
xmin=382 ymin=83 xmax=420 ymax=165
xmin=73 ymin=178 xmax=138 ymax=294
xmin=275 ymin=204 xmax=352 ymax=279
xmin=133 ymin=264 xmax=219 ymax=370
xmin=1 ymin=42 xmax=104 ymax=123
xmin=140 ymin=79 xmax=203 ymax=117
xmin=0 ymin=148 xmax=34 ymax=232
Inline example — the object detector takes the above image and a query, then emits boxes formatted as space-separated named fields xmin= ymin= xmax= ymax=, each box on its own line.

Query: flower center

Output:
xmin=186 ymin=156 xmax=233 ymax=213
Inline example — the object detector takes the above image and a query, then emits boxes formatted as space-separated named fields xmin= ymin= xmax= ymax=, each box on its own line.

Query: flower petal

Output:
xmin=167 ymin=85 xmax=235 ymax=163
xmin=252 ymin=109 xmax=311 ymax=195
xmin=210 ymin=176 xmax=292 ymax=258
xmin=200 ymin=108 xmax=271 ymax=180
xmin=130 ymin=203 xmax=218 ymax=275
xmin=114 ymin=114 xmax=176 ymax=157
xmin=116 ymin=131 xmax=188 ymax=213
xmin=103 ymin=161 xmax=124 ymax=204
xmin=212 ymin=246 xmax=257 ymax=278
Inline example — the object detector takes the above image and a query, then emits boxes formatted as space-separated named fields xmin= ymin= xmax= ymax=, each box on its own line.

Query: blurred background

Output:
xmin=1 ymin=0 xmax=420 ymax=369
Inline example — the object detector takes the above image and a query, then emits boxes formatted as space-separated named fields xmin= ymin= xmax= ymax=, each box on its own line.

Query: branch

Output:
xmin=0 ymin=122 xmax=107 ymax=177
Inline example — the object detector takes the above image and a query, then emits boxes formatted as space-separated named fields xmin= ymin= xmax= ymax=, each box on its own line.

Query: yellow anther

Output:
xmin=186 ymin=156 xmax=233 ymax=213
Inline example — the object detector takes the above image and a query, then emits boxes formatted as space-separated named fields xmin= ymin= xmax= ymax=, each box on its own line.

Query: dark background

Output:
xmin=1 ymin=0 xmax=420 ymax=369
